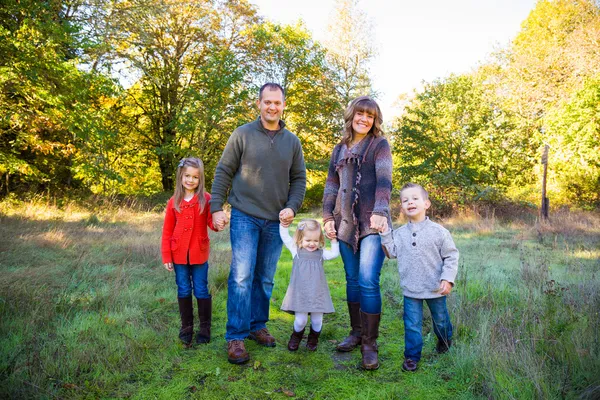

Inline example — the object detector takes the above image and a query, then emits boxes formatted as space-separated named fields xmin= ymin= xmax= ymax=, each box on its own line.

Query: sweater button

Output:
xmin=412 ymin=233 xmax=416 ymax=237
xmin=412 ymin=242 xmax=416 ymax=246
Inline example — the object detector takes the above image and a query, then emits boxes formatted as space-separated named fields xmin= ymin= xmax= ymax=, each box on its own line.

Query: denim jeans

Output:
xmin=339 ymin=234 xmax=385 ymax=314
xmin=225 ymin=207 xmax=283 ymax=341
xmin=173 ymin=262 xmax=210 ymax=299
xmin=403 ymin=296 xmax=453 ymax=361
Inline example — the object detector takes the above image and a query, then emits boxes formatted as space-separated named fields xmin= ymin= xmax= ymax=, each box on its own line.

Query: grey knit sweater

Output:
xmin=210 ymin=118 xmax=306 ymax=221
xmin=380 ymin=217 xmax=459 ymax=299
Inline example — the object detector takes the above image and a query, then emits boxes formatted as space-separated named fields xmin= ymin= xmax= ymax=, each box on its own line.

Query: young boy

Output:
xmin=379 ymin=183 xmax=459 ymax=372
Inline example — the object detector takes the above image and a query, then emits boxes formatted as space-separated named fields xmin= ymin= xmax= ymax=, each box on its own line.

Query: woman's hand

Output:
xmin=370 ymin=214 xmax=388 ymax=233
xmin=324 ymin=221 xmax=337 ymax=239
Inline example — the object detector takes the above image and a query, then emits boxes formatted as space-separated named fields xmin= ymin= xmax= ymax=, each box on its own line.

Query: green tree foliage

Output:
xmin=545 ymin=78 xmax=600 ymax=207
xmin=392 ymin=74 xmax=531 ymax=208
xmin=0 ymin=0 xmax=109 ymax=194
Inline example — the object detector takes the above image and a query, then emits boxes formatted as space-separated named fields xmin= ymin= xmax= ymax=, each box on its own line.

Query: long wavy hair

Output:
xmin=341 ymin=96 xmax=384 ymax=146
xmin=293 ymin=219 xmax=325 ymax=249
xmin=172 ymin=157 xmax=206 ymax=213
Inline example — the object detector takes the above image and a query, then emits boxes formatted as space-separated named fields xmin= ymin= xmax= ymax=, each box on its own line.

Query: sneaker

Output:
xmin=227 ymin=340 xmax=250 ymax=364
xmin=402 ymin=358 xmax=418 ymax=372
xmin=248 ymin=328 xmax=276 ymax=347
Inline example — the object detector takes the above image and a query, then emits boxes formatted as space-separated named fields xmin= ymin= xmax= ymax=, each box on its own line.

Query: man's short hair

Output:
xmin=400 ymin=183 xmax=429 ymax=200
xmin=259 ymin=82 xmax=285 ymax=101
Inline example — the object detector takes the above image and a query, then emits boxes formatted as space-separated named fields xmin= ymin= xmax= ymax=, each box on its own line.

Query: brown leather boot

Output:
xmin=336 ymin=302 xmax=362 ymax=352
xmin=195 ymin=297 xmax=211 ymax=345
xmin=306 ymin=327 xmax=321 ymax=351
xmin=177 ymin=297 xmax=194 ymax=346
xmin=287 ymin=327 xmax=305 ymax=351
xmin=227 ymin=340 xmax=250 ymax=364
xmin=360 ymin=310 xmax=381 ymax=370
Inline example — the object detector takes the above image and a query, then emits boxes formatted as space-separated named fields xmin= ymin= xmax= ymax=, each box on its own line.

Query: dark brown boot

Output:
xmin=336 ymin=302 xmax=362 ymax=352
xmin=177 ymin=297 xmax=194 ymax=346
xmin=287 ymin=327 xmax=305 ymax=351
xmin=306 ymin=327 xmax=321 ymax=351
xmin=360 ymin=310 xmax=381 ymax=370
xmin=195 ymin=297 xmax=211 ymax=345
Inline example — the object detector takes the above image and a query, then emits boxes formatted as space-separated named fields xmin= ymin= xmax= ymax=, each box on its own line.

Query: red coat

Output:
xmin=161 ymin=192 xmax=216 ymax=265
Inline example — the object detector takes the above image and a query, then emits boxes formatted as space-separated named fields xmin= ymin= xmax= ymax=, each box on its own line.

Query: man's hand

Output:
xmin=438 ymin=280 xmax=453 ymax=296
xmin=370 ymin=214 xmax=388 ymax=233
xmin=213 ymin=211 xmax=229 ymax=231
xmin=324 ymin=220 xmax=337 ymax=239
xmin=164 ymin=262 xmax=174 ymax=272
xmin=279 ymin=208 xmax=295 ymax=227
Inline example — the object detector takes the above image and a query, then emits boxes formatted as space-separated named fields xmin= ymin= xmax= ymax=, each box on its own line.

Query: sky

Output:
xmin=249 ymin=0 xmax=538 ymax=118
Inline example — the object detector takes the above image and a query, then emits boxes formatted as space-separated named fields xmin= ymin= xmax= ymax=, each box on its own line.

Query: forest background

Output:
xmin=1 ymin=0 xmax=599 ymax=212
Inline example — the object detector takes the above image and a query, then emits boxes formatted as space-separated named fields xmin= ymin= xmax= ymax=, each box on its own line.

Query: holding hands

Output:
xmin=324 ymin=221 xmax=336 ymax=240
xmin=213 ymin=210 xmax=229 ymax=231
xmin=370 ymin=214 xmax=388 ymax=233
xmin=279 ymin=208 xmax=295 ymax=227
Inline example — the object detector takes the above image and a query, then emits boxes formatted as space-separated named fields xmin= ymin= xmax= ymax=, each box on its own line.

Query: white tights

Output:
xmin=293 ymin=312 xmax=323 ymax=332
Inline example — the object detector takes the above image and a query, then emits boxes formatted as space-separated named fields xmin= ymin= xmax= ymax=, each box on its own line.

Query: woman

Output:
xmin=323 ymin=96 xmax=392 ymax=370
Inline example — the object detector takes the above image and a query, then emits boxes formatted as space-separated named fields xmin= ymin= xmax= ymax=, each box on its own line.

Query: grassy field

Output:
xmin=1 ymin=198 xmax=599 ymax=399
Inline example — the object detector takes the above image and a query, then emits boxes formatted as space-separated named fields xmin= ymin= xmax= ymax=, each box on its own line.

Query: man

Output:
xmin=210 ymin=83 xmax=306 ymax=364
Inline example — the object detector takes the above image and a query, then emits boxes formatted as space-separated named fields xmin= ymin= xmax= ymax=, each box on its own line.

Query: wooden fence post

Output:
xmin=541 ymin=144 xmax=549 ymax=220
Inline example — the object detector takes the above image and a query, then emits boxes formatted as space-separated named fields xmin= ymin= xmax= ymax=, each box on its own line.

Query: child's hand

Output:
xmin=164 ymin=263 xmax=174 ymax=272
xmin=324 ymin=221 xmax=337 ymax=239
xmin=370 ymin=215 xmax=388 ymax=233
xmin=438 ymin=280 xmax=453 ymax=295
xmin=279 ymin=208 xmax=294 ymax=227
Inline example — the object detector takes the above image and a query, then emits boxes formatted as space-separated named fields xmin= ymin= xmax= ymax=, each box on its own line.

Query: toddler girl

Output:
xmin=161 ymin=157 xmax=217 ymax=346
xmin=280 ymin=219 xmax=339 ymax=351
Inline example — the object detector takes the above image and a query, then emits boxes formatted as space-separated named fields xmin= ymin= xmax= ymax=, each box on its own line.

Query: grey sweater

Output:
xmin=380 ymin=217 xmax=459 ymax=299
xmin=210 ymin=118 xmax=306 ymax=221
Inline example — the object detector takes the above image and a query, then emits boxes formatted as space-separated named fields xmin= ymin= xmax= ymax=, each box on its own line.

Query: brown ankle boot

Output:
xmin=360 ymin=310 xmax=381 ymax=370
xmin=336 ymin=302 xmax=362 ymax=352
xmin=306 ymin=327 xmax=320 ymax=351
xmin=195 ymin=297 xmax=211 ymax=345
xmin=177 ymin=297 xmax=194 ymax=346
xmin=287 ymin=327 xmax=305 ymax=351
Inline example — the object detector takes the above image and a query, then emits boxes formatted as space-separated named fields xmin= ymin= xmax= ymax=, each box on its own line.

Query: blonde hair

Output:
xmin=293 ymin=219 xmax=325 ymax=249
xmin=341 ymin=96 xmax=384 ymax=146
xmin=173 ymin=157 xmax=206 ymax=212
xmin=400 ymin=182 xmax=429 ymax=200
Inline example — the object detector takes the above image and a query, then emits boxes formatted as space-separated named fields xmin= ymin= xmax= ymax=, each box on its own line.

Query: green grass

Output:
xmin=1 ymin=199 xmax=599 ymax=399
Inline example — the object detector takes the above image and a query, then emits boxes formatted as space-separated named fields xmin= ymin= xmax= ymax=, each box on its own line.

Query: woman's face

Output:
xmin=352 ymin=110 xmax=374 ymax=136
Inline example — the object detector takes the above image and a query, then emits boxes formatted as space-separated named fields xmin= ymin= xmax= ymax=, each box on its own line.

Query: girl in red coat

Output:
xmin=161 ymin=157 xmax=217 ymax=346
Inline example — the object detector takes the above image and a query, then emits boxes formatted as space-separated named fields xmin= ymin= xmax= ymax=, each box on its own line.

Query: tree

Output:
xmin=323 ymin=0 xmax=376 ymax=108
xmin=392 ymin=73 xmax=531 ymax=207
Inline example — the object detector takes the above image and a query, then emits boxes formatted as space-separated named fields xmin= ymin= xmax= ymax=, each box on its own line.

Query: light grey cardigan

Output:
xmin=380 ymin=217 xmax=459 ymax=299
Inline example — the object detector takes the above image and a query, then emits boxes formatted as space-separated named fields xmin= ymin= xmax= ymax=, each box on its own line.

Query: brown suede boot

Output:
xmin=195 ymin=297 xmax=211 ymax=345
xmin=306 ymin=327 xmax=321 ymax=351
xmin=177 ymin=297 xmax=194 ymax=346
xmin=287 ymin=327 xmax=305 ymax=351
xmin=360 ymin=310 xmax=381 ymax=370
xmin=336 ymin=302 xmax=362 ymax=352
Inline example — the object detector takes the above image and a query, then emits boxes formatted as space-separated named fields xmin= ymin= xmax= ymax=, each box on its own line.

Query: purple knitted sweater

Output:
xmin=322 ymin=135 xmax=392 ymax=252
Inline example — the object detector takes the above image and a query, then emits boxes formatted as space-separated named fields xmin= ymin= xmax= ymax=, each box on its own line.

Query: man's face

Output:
xmin=257 ymin=88 xmax=285 ymax=127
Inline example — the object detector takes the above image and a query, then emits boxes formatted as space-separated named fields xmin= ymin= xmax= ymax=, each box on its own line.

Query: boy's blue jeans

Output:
xmin=225 ymin=208 xmax=283 ymax=342
xmin=174 ymin=262 xmax=210 ymax=299
xmin=403 ymin=296 xmax=453 ymax=361
xmin=339 ymin=234 xmax=386 ymax=314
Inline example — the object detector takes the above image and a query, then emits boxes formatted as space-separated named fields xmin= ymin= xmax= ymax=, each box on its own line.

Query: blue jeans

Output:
xmin=174 ymin=262 xmax=210 ymax=299
xmin=403 ymin=296 xmax=453 ymax=361
xmin=339 ymin=234 xmax=385 ymax=314
xmin=225 ymin=208 xmax=283 ymax=341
